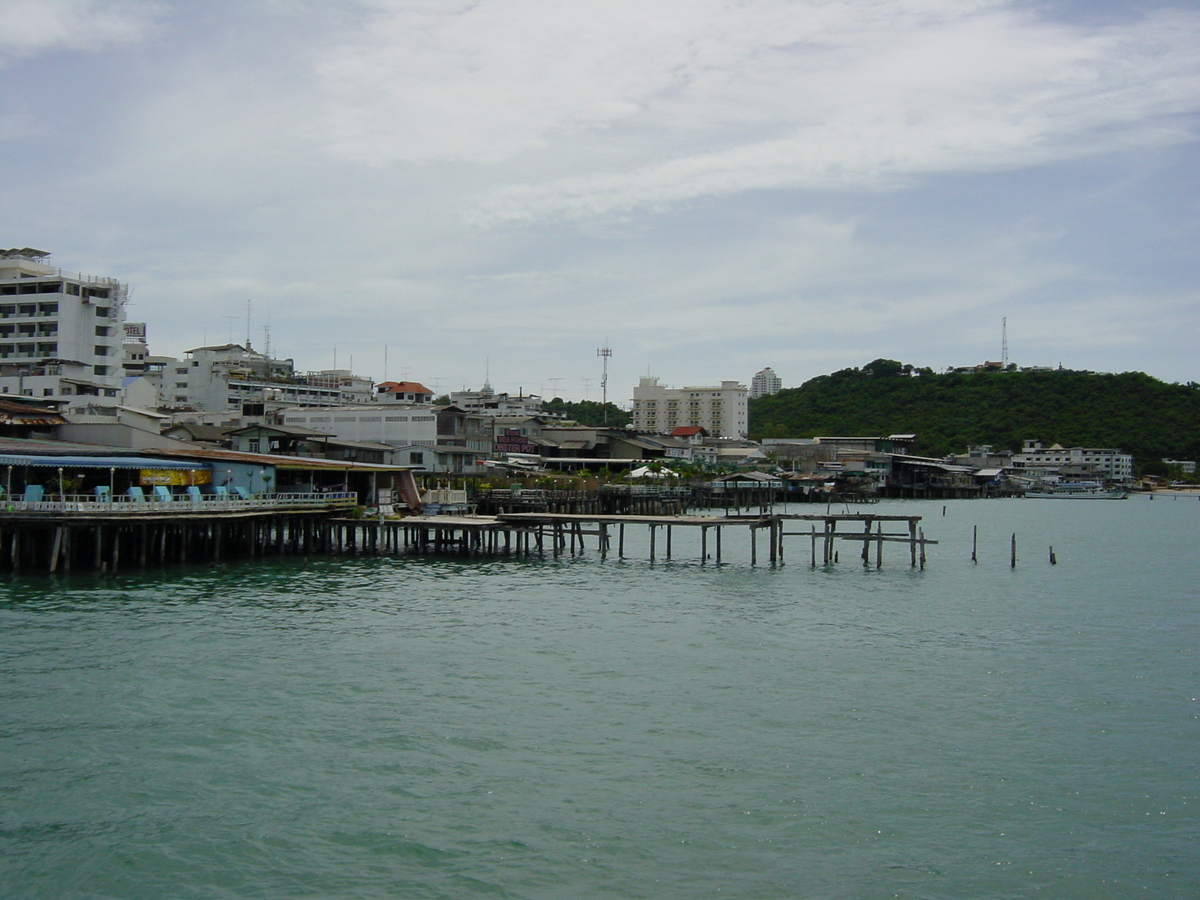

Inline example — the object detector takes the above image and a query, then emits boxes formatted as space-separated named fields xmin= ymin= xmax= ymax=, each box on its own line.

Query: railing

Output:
xmin=0 ymin=492 xmax=358 ymax=515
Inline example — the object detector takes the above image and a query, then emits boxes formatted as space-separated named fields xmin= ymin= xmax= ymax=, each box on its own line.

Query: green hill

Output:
xmin=749 ymin=360 xmax=1200 ymax=462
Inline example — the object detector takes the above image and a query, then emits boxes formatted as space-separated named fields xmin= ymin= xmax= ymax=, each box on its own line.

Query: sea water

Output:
xmin=1 ymin=496 xmax=1197 ymax=899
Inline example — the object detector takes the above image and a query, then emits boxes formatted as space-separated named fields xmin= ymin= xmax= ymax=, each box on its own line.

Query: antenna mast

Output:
xmin=597 ymin=343 xmax=612 ymax=424
xmin=1002 ymin=317 xmax=1009 ymax=368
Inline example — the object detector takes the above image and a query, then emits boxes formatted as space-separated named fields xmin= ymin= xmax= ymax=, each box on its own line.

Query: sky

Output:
xmin=2 ymin=0 xmax=1198 ymax=402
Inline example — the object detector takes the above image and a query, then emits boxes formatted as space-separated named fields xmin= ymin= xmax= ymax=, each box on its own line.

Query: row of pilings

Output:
xmin=0 ymin=512 xmax=398 ymax=574
xmin=0 ymin=508 xmax=937 ymax=574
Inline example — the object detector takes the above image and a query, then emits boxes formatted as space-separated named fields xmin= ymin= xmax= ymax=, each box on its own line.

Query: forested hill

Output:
xmin=749 ymin=361 xmax=1200 ymax=461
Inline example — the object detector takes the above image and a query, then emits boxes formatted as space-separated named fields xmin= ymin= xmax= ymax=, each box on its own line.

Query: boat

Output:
xmin=1025 ymin=482 xmax=1129 ymax=499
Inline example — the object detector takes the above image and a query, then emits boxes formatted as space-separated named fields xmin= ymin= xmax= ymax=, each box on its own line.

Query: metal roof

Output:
xmin=0 ymin=454 xmax=201 ymax=469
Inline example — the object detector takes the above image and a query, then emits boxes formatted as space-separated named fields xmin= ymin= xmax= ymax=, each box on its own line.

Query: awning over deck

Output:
xmin=0 ymin=455 xmax=204 ymax=469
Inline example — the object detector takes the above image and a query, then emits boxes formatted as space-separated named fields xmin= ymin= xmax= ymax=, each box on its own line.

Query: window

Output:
xmin=93 ymin=365 xmax=109 ymax=376
xmin=95 ymin=306 xmax=110 ymax=317
xmin=94 ymin=345 xmax=110 ymax=356
xmin=175 ymin=367 xmax=188 ymax=375
xmin=175 ymin=382 xmax=187 ymax=388
xmin=37 ymin=343 xmax=57 ymax=354
xmin=42 ymin=388 xmax=54 ymax=396
xmin=95 ymin=326 xmax=110 ymax=336
xmin=38 ymin=302 xmax=59 ymax=314
xmin=385 ymin=416 xmax=408 ymax=422
xmin=409 ymin=451 xmax=424 ymax=465
xmin=18 ymin=304 xmax=35 ymax=315
xmin=104 ymin=389 xmax=117 ymax=397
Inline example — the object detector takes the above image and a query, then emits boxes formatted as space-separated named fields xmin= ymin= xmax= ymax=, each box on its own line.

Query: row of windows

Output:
xmin=0 ymin=282 xmax=68 ymax=296
xmin=0 ymin=343 xmax=58 ymax=356
xmin=0 ymin=302 xmax=59 ymax=316
xmin=0 ymin=324 xmax=57 ymax=337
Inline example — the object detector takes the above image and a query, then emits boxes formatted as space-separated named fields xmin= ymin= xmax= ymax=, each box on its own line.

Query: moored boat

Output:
xmin=1025 ymin=482 xmax=1129 ymax=499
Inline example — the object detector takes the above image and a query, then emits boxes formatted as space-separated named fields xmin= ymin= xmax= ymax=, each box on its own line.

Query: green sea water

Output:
xmin=1 ymin=497 xmax=1197 ymax=899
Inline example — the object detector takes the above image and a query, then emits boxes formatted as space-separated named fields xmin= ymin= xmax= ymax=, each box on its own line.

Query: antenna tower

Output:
xmin=597 ymin=343 xmax=612 ymax=423
xmin=1002 ymin=317 xmax=1009 ymax=368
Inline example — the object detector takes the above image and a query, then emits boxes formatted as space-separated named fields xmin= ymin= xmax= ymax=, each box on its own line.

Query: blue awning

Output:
xmin=0 ymin=455 xmax=205 ymax=469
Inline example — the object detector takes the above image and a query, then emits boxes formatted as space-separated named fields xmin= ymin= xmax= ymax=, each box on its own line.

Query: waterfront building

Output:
xmin=276 ymin=404 xmax=488 ymax=474
xmin=376 ymin=381 xmax=434 ymax=404
xmin=0 ymin=248 xmax=126 ymax=404
xmin=1013 ymin=439 xmax=1133 ymax=482
xmin=631 ymin=377 xmax=748 ymax=439
xmin=750 ymin=367 xmax=782 ymax=399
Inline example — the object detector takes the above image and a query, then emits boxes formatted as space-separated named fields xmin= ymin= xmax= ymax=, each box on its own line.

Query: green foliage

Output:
xmin=542 ymin=397 xmax=631 ymax=428
xmin=749 ymin=365 xmax=1200 ymax=461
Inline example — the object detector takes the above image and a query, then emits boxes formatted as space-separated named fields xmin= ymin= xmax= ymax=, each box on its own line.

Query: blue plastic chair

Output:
xmin=94 ymin=485 xmax=112 ymax=502
xmin=126 ymin=485 xmax=146 ymax=502
xmin=23 ymin=484 xmax=44 ymax=503
xmin=152 ymin=485 xmax=173 ymax=502
xmin=232 ymin=486 xmax=250 ymax=501
xmin=186 ymin=485 xmax=203 ymax=502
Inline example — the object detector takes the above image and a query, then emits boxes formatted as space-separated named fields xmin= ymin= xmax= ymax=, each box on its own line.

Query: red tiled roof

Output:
xmin=377 ymin=381 xmax=433 ymax=394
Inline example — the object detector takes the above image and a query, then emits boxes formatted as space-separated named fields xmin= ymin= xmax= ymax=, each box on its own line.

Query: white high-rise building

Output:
xmin=631 ymin=376 xmax=748 ymax=438
xmin=750 ymin=366 xmax=782 ymax=398
xmin=0 ymin=248 xmax=126 ymax=403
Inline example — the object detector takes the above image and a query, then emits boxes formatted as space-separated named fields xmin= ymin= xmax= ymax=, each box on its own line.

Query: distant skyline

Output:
xmin=3 ymin=0 xmax=1198 ymax=401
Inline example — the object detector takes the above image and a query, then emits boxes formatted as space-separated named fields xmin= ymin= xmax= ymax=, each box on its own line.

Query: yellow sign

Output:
xmin=139 ymin=469 xmax=211 ymax=486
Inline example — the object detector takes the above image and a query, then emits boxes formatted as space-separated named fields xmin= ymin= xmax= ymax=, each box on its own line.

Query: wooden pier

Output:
xmin=362 ymin=511 xmax=935 ymax=568
xmin=0 ymin=499 xmax=935 ymax=573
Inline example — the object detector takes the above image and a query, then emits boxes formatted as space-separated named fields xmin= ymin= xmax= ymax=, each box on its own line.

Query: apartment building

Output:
xmin=631 ymin=376 xmax=748 ymax=439
xmin=0 ymin=248 xmax=126 ymax=403
xmin=750 ymin=367 xmax=782 ymax=398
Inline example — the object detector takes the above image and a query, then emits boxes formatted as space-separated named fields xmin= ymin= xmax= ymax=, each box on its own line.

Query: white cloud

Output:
xmin=273 ymin=0 xmax=1200 ymax=224
xmin=0 ymin=0 xmax=162 ymax=66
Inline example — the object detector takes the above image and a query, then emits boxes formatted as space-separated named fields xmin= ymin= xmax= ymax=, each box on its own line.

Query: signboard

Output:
xmin=139 ymin=469 xmax=211 ymax=486
xmin=494 ymin=429 xmax=538 ymax=456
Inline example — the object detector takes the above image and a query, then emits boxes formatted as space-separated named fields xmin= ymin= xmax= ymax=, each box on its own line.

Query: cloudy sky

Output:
xmin=3 ymin=0 xmax=1198 ymax=400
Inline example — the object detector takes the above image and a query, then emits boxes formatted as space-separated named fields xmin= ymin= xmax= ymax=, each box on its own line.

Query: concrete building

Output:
xmin=1013 ymin=440 xmax=1133 ymax=482
xmin=276 ymin=405 xmax=488 ymax=474
xmin=304 ymin=370 xmax=374 ymax=404
xmin=0 ymin=248 xmax=126 ymax=404
xmin=449 ymin=381 xmax=560 ymax=418
xmin=750 ymin=367 xmax=782 ymax=399
xmin=165 ymin=344 xmax=349 ymax=414
xmin=631 ymin=377 xmax=748 ymax=439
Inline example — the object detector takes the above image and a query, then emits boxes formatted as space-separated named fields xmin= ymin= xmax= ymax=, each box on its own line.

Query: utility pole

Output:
xmin=597 ymin=343 xmax=612 ymax=424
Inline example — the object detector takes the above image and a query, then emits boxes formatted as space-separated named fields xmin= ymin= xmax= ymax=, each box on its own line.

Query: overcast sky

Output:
xmin=3 ymin=0 xmax=1198 ymax=401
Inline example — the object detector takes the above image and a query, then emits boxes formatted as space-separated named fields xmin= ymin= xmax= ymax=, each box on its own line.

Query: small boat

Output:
xmin=1025 ymin=482 xmax=1129 ymax=499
